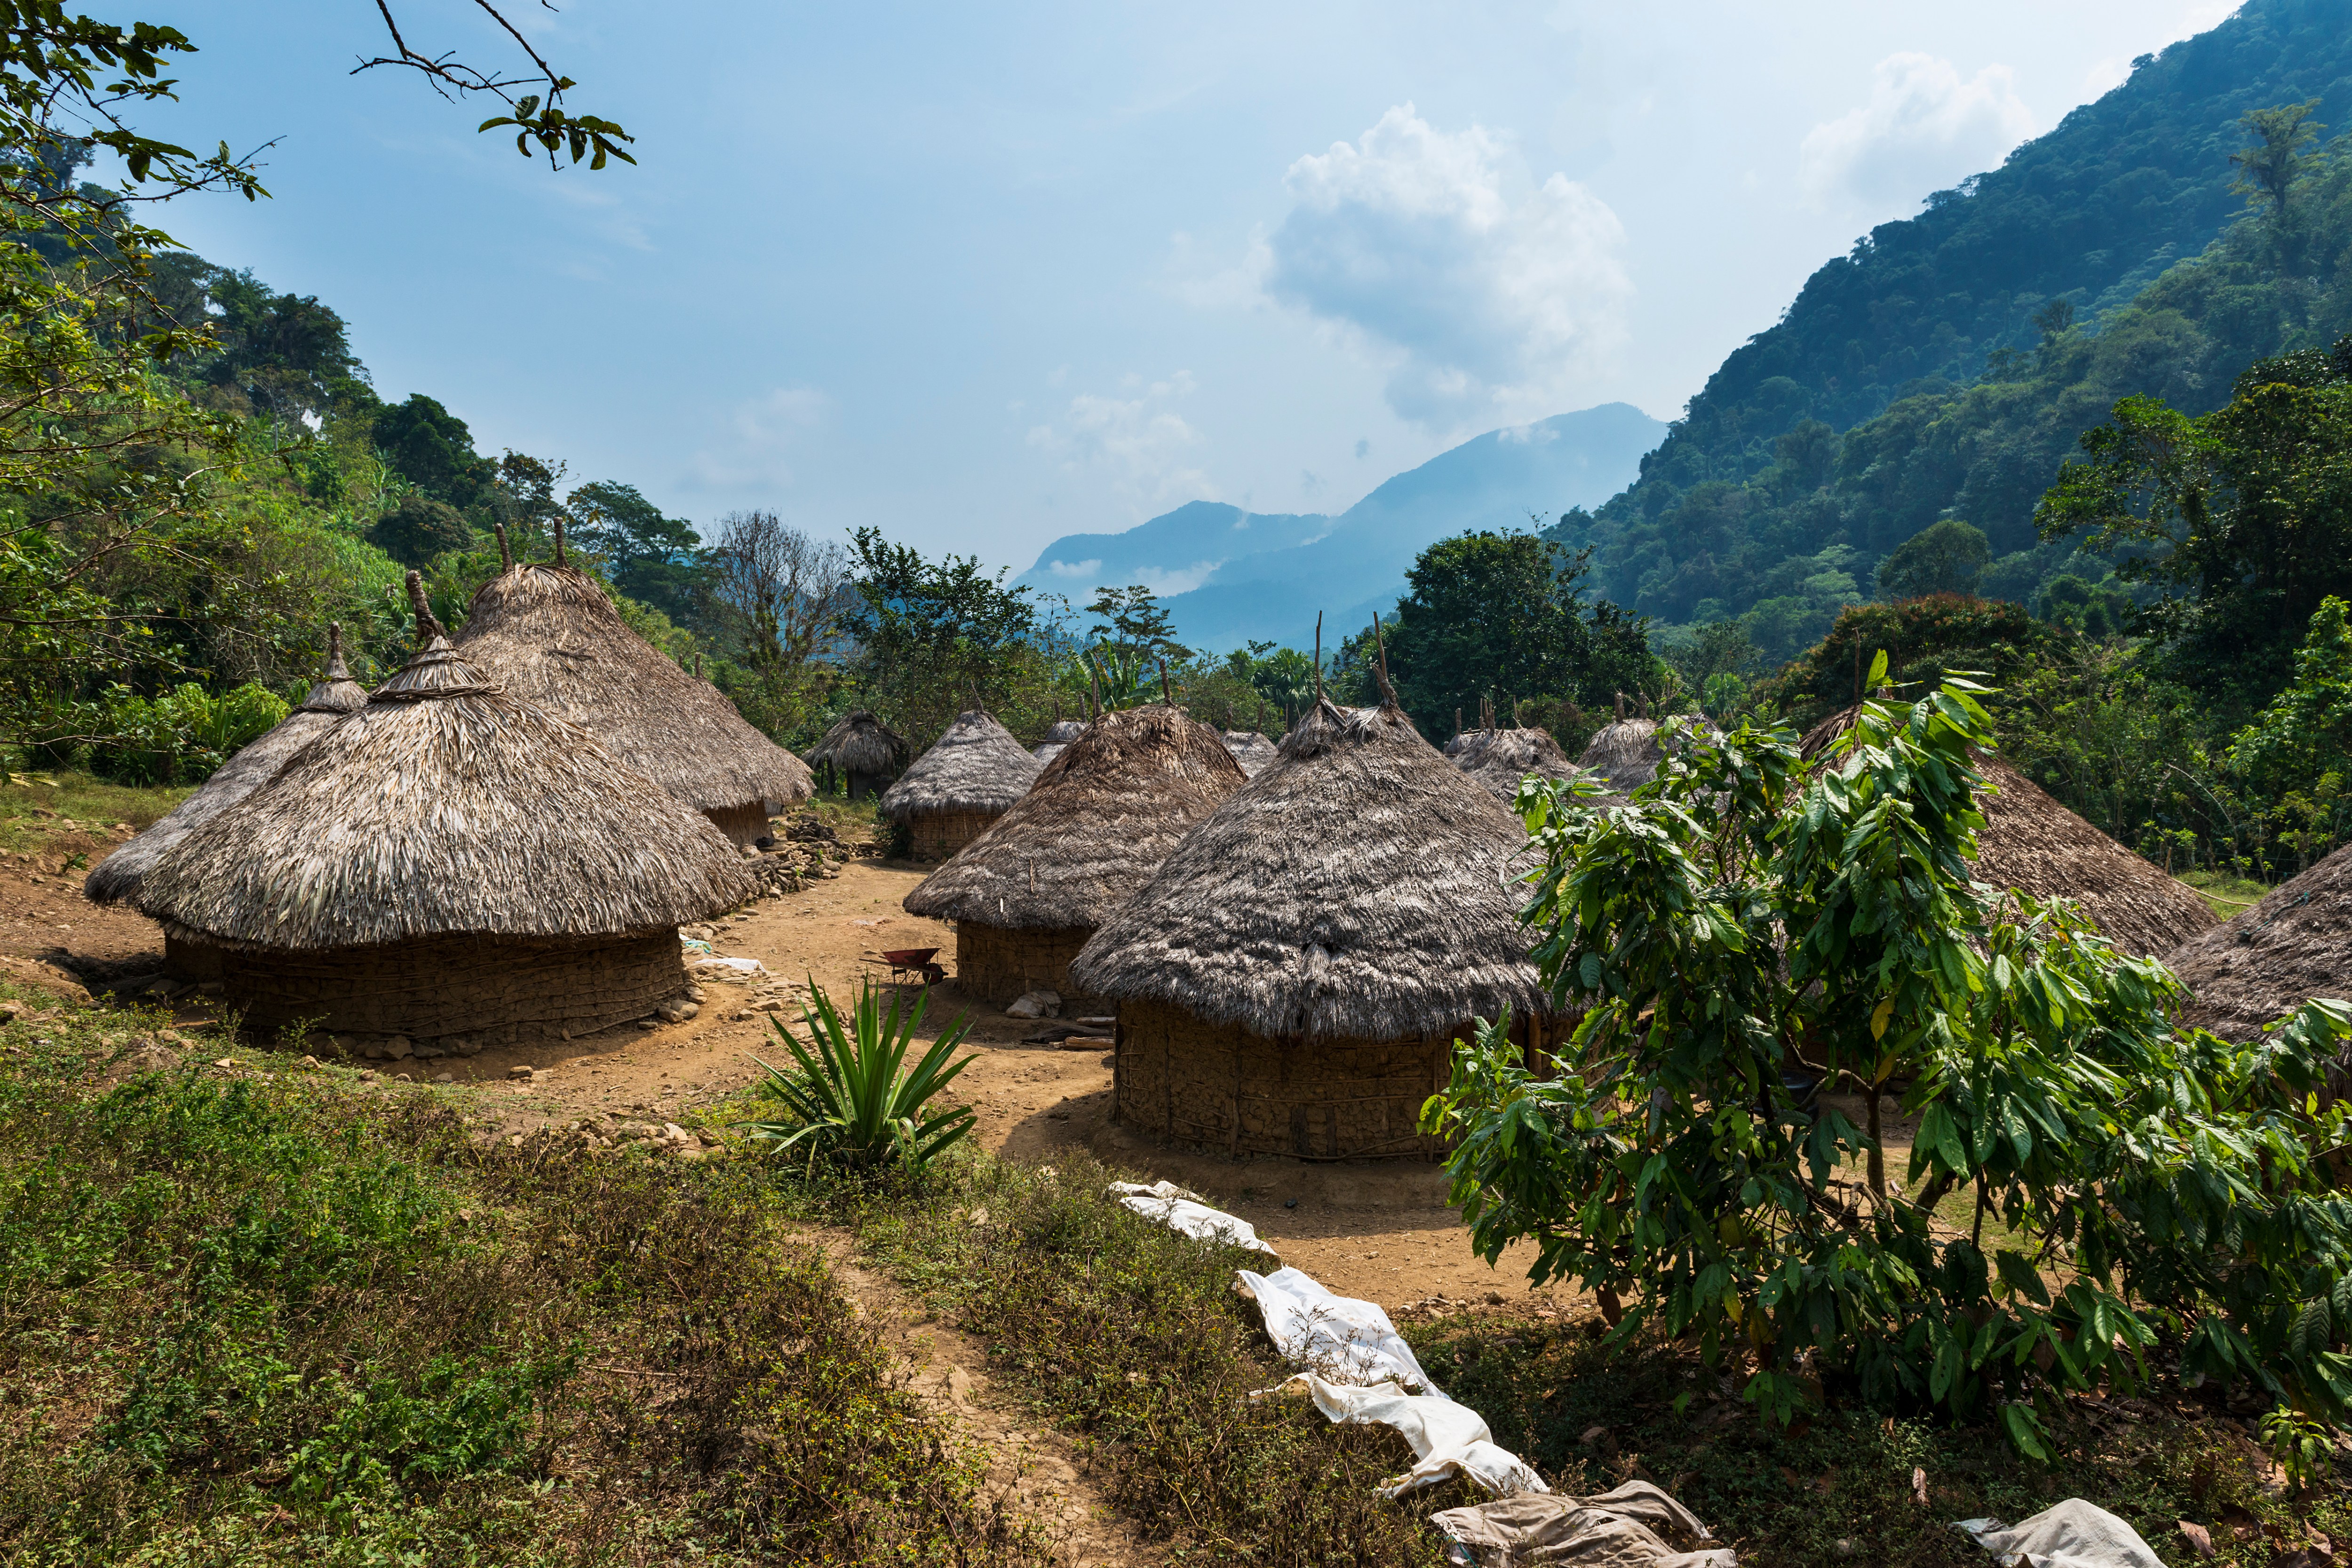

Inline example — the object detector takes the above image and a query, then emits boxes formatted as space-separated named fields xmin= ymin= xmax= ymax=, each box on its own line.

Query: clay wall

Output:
xmin=952 ymin=920 xmax=1094 ymax=1005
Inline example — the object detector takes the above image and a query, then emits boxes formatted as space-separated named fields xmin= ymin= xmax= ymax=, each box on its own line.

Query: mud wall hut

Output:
xmin=131 ymin=577 xmax=760 ymax=1045
xmin=903 ymin=703 xmax=1244 ymax=1004
xmin=1073 ymin=697 xmax=1551 ymax=1160
xmin=881 ymin=709 xmax=1043 ymax=860
xmin=453 ymin=549 xmax=812 ymax=845
xmin=2164 ymin=842 xmax=2350 ymax=1041
xmin=85 ymin=625 xmax=370 ymax=981
xmin=806 ymin=710 xmax=906 ymax=802
xmin=1800 ymin=706 xmax=2216 ymax=959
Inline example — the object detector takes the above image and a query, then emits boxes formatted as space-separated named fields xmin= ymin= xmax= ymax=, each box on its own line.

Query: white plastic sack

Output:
xmin=1430 ymin=1481 xmax=1735 ymax=1566
xmin=1107 ymin=1181 xmax=1276 ymax=1256
xmin=1256 ymin=1374 xmax=1547 ymax=1499
xmin=1234 ymin=1265 xmax=1440 ymax=1393
xmin=690 ymin=955 xmax=766 ymax=978
xmin=1956 ymin=1500 xmax=2162 ymax=1568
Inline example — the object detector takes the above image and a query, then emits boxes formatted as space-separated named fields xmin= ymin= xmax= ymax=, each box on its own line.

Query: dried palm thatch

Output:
xmin=1223 ymin=730 xmax=1279 ymax=778
xmin=1072 ymin=698 xmax=1548 ymax=1042
xmin=1033 ymin=718 xmax=1086 ymax=765
xmin=905 ymin=702 xmax=1244 ymax=932
xmin=1575 ymin=715 xmax=1723 ymax=796
xmin=135 ymin=580 xmax=761 ymax=954
xmin=454 ymin=562 xmax=811 ymax=844
xmin=805 ymin=709 xmax=906 ymax=799
xmin=1800 ymin=706 xmax=2217 ymax=959
xmin=1443 ymin=726 xmax=1588 ymax=805
xmin=2165 ymin=843 xmax=2351 ymax=1041
xmin=85 ymin=625 xmax=368 ymax=907
xmin=883 ymin=710 xmax=1042 ymax=820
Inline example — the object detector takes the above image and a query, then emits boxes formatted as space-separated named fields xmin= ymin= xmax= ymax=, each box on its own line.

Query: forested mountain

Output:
xmin=1016 ymin=402 xmax=1665 ymax=651
xmin=1558 ymin=0 xmax=2352 ymax=661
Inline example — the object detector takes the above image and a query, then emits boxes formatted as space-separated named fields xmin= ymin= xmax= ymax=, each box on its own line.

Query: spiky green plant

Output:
xmin=741 ymin=979 xmax=977 ymax=1168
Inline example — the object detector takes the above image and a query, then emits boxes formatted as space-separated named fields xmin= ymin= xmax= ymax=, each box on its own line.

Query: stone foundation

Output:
xmin=905 ymin=807 xmax=1005 ymax=861
xmin=1113 ymin=998 xmax=1548 ymax=1161
xmin=952 ymin=920 xmax=1094 ymax=1005
xmin=219 ymin=929 xmax=686 ymax=1044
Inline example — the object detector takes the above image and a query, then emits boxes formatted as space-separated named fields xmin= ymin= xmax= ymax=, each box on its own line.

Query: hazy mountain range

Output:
xmin=1013 ymin=402 xmax=1667 ymax=652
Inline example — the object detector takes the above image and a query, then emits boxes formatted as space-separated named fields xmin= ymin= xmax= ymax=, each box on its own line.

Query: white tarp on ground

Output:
xmin=1256 ymin=1374 xmax=1547 ymax=1499
xmin=1430 ymin=1482 xmax=1737 ymax=1567
xmin=1234 ymin=1266 xmax=1442 ymax=1393
xmin=1956 ymin=1500 xmax=2163 ymax=1568
xmin=1107 ymin=1181 xmax=1277 ymax=1256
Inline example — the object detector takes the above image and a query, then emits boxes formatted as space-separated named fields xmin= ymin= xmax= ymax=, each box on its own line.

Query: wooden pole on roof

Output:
xmin=1087 ymin=655 xmax=1102 ymax=720
xmin=405 ymin=570 xmax=445 ymax=642
xmin=553 ymin=514 xmax=567 ymax=567
xmin=1158 ymin=654 xmax=1173 ymax=707
xmin=1312 ymin=613 xmax=1323 ymax=703
xmin=494 ymin=523 xmax=513 ymax=571
xmin=1371 ymin=613 xmax=1398 ymax=707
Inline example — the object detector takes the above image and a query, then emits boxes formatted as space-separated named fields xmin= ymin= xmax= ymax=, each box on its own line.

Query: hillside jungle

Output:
xmin=2 ymin=7 xmax=2352 ymax=1568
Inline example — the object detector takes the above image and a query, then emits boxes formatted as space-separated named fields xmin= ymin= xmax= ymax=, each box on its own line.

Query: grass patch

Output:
xmin=0 ymin=994 xmax=1050 ymax=1566
xmin=830 ymin=1149 xmax=1454 ymax=1566
xmin=2178 ymin=868 xmax=2273 ymax=919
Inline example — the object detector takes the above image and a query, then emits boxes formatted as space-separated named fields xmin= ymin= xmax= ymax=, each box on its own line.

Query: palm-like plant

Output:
xmin=740 ymin=979 xmax=977 ymax=1168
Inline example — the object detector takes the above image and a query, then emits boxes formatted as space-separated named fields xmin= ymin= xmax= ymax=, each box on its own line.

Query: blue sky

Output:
xmin=126 ymin=0 xmax=2237 ymax=569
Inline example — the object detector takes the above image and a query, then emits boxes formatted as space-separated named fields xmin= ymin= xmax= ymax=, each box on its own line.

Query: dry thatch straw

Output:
xmin=85 ymin=625 xmax=368 ymax=907
xmin=1575 ymin=716 xmax=1710 ymax=796
xmin=805 ymin=709 xmax=906 ymax=799
xmin=2165 ymin=842 xmax=2350 ymax=1041
xmin=135 ymin=586 xmax=762 ymax=953
xmin=1443 ymin=725 xmax=1587 ymax=805
xmin=1033 ymin=718 xmax=1086 ymax=765
xmin=1800 ymin=705 xmax=2216 ymax=960
xmin=453 ymin=562 xmax=811 ymax=844
xmin=881 ymin=709 xmax=1043 ymax=860
xmin=1222 ymin=729 xmax=1279 ymax=778
xmin=1072 ymin=698 xmax=1548 ymax=1042
xmin=905 ymin=702 xmax=1244 ymax=932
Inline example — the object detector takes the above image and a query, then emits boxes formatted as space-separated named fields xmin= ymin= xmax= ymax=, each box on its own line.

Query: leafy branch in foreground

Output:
xmin=742 ymin=978 xmax=977 ymax=1169
xmin=1424 ymin=660 xmax=2352 ymax=1457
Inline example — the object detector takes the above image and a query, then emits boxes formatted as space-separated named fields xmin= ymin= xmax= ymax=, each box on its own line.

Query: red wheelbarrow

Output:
xmin=872 ymin=947 xmax=946 ymax=988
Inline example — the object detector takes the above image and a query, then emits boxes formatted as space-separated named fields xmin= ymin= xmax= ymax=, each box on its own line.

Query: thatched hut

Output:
xmin=2164 ymin=843 xmax=2350 ymax=1041
xmin=903 ymin=703 xmax=1244 ymax=1004
xmin=806 ymin=709 xmax=906 ymax=801
xmin=1072 ymin=697 xmax=1551 ymax=1160
xmin=1222 ymin=730 xmax=1279 ymax=778
xmin=453 ymin=549 xmax=812 ymax=845
xmin=1800 ymin=707 xmax=2216 ymax=959
xmin=1443 ymin=726 xmax=1587 ymax=806
xmin=131 ymin=576 xmax=761 ymax=1044
xmin=1575 ymin=714 xmax=1708 ymax=796
xmin=86 ymin=626 xmax=370 ymax=981
xmin=1033 ymin=719 xmax=1086 ymax=766
xmin=881 ymin=709 xmax=1043 ymax=860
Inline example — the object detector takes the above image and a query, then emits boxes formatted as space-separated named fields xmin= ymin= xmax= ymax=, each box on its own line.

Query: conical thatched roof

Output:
xmin=454 ymin=562 xmax=812 ymax=814
xmin=881 ymin=709 xmax=1042 ymax=820
xmin=903 ymin=703 xmax=1244 ymax=930
xmin=85 ymin=625 xmax=369 ymax=906
xmin=2165 ymin=843 xmax=2351 ymax=1041
xmin=806 ymin=709 xmax=906 ymax=778
xmin=1801 ymin=706 xmax=2217 ymax=960
xmin=1072 ymin=699 xmax=1547 ymax=1040
xmin=1444 ymin=726 xmax=1590 ymax=805
xmin=134 ymin=580 xmax=760 ymax=950
xmin=1222 ymin=730 xmax=1279 ymax=778
xmin=1577 ymin=716 xmax=1716 ymax=795
xmin=1033 ymin=719 xmax=1086 ymax=765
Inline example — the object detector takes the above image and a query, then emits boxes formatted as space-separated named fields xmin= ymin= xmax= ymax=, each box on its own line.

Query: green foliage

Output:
xmin=1750 ymin=597 xmax=2057 ymax=734
xmin=840 ymin=525 xmax=1059 ymax=744
xmin=83 ymin=680 xmax=286 ymax=784
xmin=365 ymin=492 xmax=473 ymax=568
xmin=1425 ymin=674 xmax=2352 ymax=1448
xmin=568 ymin=478 xmax=701 ymax=622
xmin=1086 ymin=583 xmax=1189 ymax=662
xmin=2227 ymin=596 xmax=2352 ymax=865
xmin=371 ymin=394 xmax=491 ymax=508
xmin=1877 ymin=520 xmax=1991 ymax=599
xmin=743 ymin=979 xmax=979 ymax=1169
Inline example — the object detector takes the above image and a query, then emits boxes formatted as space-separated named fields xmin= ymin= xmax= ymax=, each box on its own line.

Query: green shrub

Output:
xmin=85 ymin=681 xmax=289 ymax=785
xmin=742 ymin=979 xmax=977 ymax=1168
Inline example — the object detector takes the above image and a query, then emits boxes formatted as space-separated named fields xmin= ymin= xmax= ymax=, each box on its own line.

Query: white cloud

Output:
xmin=679 ymin=385 xmax=830 ymax=491
xmin=1256 ymin=103 xmax=1631 ymax=431
xmin=1798 ymin=54 xmax=2034 ymax=216
xmin=1025 ymin=373 xmax=1213 ymax=515
xmin=1046 ymin=557 xmax=1104 ymax=579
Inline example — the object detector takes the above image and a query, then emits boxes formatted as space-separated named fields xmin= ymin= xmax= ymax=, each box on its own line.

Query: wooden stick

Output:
xmin=1371 ymin=613 xmax=1398 ymax=706
xmin=1313 ymin=613 xmax=1324 ymax=703
xmin=493 ymin=522 xmax=513 ymax=571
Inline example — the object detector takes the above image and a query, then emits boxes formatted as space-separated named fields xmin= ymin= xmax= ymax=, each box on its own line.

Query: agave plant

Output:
xmin=741 ymin=979 xmax=977 ymax=1168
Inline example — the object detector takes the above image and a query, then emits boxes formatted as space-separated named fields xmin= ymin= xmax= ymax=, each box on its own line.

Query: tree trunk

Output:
xmin=1866 ymin=1081 xmax=1885 ymax=1198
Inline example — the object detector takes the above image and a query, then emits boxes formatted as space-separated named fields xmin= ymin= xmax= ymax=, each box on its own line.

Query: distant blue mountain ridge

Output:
xmin=1011 ymin=402 xmax=1668 ymax=653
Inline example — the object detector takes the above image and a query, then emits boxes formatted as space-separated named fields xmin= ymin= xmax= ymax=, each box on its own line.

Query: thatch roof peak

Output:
xmin=296 ymin=623 xmax=366 ymax=715
xmin=806 ymin=708 xmax=906 ymax=778
xmin=1803 ymin=703 xmax=2216 ymax=959
xmin=132 ymin=620 xmax=761 ymax=951
xmin=1443 ymin=725 xmax=1588 ymax=804
xmin=1072 ymin=696 xmax=1546 ymax=1040
xmin=1575 ymin=715 xmax=1720 ymax=796
xmin=1222 ymin=729 xmax=1279 ymax=777
xmin=1033 ymin=718 xmax=1087 ymax=765
xmin=903 ymin=702 xmax=1244 ymax=930
xmin=882 ymin=709 xmax=1042 ymax=819
xmin=2167 ymin=843 xmax=2350 ymax=1041
xmin=454 ymin=561 xmax=812 ymax=813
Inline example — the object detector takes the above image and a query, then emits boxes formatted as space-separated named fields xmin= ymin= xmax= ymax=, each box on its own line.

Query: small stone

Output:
xmin=637 ymin=1019 xmax=659 ymax=1030
xmin=1004 ymin=989 xmax=1062 ymax=1020
xmin=357 ymin=1069 xmax=376 ymax=1082
xmin=212 ymin=1057 xmax=237 ymax=1070
xmin=432 ymin=1072 xmax=453 ymax=1084
xmin=752 ymin=998 xmax=786 ymax=1013
xmin=662 ymin=1122 xmax=690 ymax=1143
xmin=385 ymin=1035 xmax=413 ymax=1060
xmin=363 ymin=1042 xmax=390 ymax=1060
xmin=731 ymin=1010 xmax=754 ymax=1022
xmin=1485 ymin=1290 xmax=1505 ymax=1305
xmin=298 ymin=1054 xmax=321 ymax=1070
xmin=1833 ymin=1540 xmax=1856 ymax=1558
xmin=683 ymin=983 xmax=706 ymax=1004
xmin=508 ymin=1064 xmax=534 ymax=1081
xmin=413 ymin=1043 xmax=446 ymax=1060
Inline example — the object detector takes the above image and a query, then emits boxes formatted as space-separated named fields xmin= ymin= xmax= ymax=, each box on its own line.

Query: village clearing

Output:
xmin=4 ymin=785 xmax=2349 ymax=1566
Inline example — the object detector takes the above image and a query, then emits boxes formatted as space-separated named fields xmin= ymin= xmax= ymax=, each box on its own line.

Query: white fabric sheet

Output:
xmin=1106 ymin=1180 xmax=1277 ymax=1256
xmin=1234 ymin=1265 xmax=1442 ymax=1392
xmin=1256 ymin=1374 xmax=1548 ymax=1499
xmin=1430 ymin=1482 xmax=1736 ymax=1566
xmin=1956 ymin=1500 xmax=2163 ymax=1568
